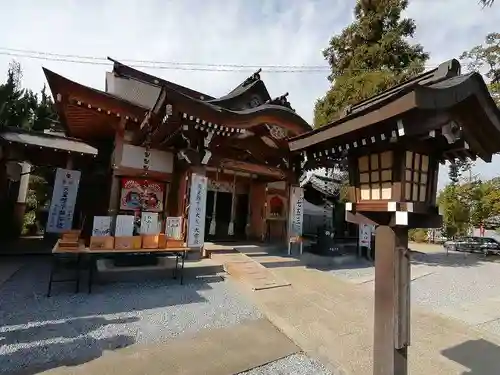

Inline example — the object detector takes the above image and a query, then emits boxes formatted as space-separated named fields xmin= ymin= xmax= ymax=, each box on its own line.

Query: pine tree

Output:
xmin=314 ymin=0 xmax=429 ymax=127
xmin=32 ymin=84 xmax=56 ymax=132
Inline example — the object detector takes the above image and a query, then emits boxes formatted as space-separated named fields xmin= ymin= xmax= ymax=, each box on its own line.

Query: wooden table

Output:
xmin=48 ymin=241 xmax=195 ymax=296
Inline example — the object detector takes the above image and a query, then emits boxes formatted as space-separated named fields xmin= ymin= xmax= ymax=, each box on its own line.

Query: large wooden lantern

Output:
xmin=289 ymin=59 xmax=500 ymax=375
xmin=345 ymin=144 xmax=441 ymax=228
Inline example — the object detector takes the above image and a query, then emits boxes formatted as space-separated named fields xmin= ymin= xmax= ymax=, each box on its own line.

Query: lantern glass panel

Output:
xmin=381 ymin=170 xmax=392 ymax=181
xmin=359 ymin=156 xmax=369 ymax=172
xmin=402 ymin=151 xmax=429 ymax=203
xmin=406 ymin=151 xmax=413 ymax=168
xmin=357 ymin=151 xmax=394 ymax=201
xmin=405 ymin=183 xmax=411 ymax=200
xmin=381 ymin=183 xmax=392 ymax=199
xmin=380 ymin=151 xmax=392 ymax=168
xmin=421 ymin=155 xmax=429 ymax=172
xmin=361 ymin=185 xmax=370 ymax=200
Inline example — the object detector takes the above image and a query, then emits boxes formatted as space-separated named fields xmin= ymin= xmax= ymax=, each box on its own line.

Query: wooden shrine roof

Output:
xmin=288 ymin=59 xmax=500 ymax=164
xmin=0 ymin=127 xmax=97 ymax=167
xmin=43 ymin=68 xmax=148 ymax=140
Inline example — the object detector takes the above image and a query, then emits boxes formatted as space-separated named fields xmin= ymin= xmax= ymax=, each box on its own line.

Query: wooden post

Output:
xmin=228 ymin=173 xmax=236 ymax=236
xmin=209 ymin=169 xmax=218 ymax=236
xmin=373 ymin=225 xmax=410 ymax=375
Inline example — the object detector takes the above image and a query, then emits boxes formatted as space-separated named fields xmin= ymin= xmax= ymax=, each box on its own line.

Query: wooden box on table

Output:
xmin=89 ymin=236 xmax=115 ymax=250
xmin=141 ymin=234 xmax=160 ymax=249
xmin=114 ymin=236 xmax=142 ymax=250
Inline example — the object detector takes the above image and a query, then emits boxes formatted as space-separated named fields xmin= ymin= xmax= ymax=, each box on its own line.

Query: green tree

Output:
xmin=460 ymin=32 xmax=500 ymax=107
xmin=480 ymin=0 xmax=494 ymax=6
xmin=313 ymin=0 xmax=429 ymax=127
xmin=32 ymin=85 xmax=56 ymax=131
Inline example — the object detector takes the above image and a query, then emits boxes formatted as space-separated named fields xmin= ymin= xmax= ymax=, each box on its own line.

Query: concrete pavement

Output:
xmin=39 ymin=318 xmax=299 ymax=375
xmin=225 ymin=252 xmax=500 ymax=375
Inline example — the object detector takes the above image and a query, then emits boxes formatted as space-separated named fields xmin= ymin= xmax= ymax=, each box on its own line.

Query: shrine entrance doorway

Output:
xmin=204 ymin=191 xmax=249 ymax=242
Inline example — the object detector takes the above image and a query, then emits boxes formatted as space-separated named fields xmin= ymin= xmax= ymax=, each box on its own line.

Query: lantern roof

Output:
xmin=289 ymin=59 xmax=500 ymax=164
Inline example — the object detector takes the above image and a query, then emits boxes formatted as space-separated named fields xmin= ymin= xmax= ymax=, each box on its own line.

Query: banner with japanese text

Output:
xmin=187 ymin=174 xmax=208 ymax=247
xmin=359 ymin=224 xmax=374 ymax=248
xmin=288 ymin=186 xmax=304 ymax=241
xmin=46 ymin=168 xmax=81 ymax=233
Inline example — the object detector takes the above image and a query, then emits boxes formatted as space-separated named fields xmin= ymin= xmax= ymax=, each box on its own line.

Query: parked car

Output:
xmin=479 ymin=237 xmax=500 ymax=255
xmin=444 ymin=236 xmax=500 ymax=255
xmin=443 ymin=237 xmax=471 ymax=252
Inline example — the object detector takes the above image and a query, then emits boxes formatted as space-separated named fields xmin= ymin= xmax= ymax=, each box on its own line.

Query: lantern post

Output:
xmin=288 ymin=59 xmax=500 ymax=375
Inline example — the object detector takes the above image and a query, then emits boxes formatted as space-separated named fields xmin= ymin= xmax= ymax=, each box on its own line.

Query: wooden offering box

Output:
xmin=61 ymin=229 xmax=81 ymax=242
xmin=89 ymin=236 xmax=115 ymax=250
xmin=165 ymin=239 xmax=184 ymax=248
xmin=142 ymin=234 xmax=160 ymax=249
xmin=114 ymin=236 xmax=142 ymax=250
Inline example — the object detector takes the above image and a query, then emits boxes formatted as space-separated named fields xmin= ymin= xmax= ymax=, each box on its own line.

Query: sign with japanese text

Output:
xmin=115 ymin=215 xmax=135 ymax=236
xmin=46 ymin=168 xmax=81 ymax=233
xmin=92 ymin=216 xmax=112 ymax=236
xmin=359 ymin=224 xmax=374 ymax=248
xmin=288 ymin=186 xmax=304 ymax=240
xmin=140 ymin=212 xmax=160 ymax=234
xmin=166 ymin=216 xmax=183 ymax=239
xmin=187 ymin=174 xmax=208 ymax=247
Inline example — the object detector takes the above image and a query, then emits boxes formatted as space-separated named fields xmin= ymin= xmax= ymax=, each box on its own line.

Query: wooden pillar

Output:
xmin=108 ymin=118 xmax=126 ymax=218
xmin=13 ymin=162 xmax=31 ymax=235
xmin=373 ymin=225 xmax=410 ymax=375
xmin=228 ymin=173 xmax=236 ymax=236
xmin=209 ymin=169 xmax=218 ymax=236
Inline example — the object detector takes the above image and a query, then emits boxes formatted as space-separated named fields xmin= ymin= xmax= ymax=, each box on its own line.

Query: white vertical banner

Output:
xmin=359 ymin=224 xmax=374 ymax=248
xmin=46 ymin=168 xmax=81 ymax=233
xmin=187 ymin=173 xmax=208 ymax=248
xmin=288 ymin=186 xmax=304 ymax=254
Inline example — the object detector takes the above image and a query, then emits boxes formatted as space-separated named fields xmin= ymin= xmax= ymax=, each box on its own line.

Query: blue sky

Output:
xmin=0 ymin=0 xmax=498 ymax=189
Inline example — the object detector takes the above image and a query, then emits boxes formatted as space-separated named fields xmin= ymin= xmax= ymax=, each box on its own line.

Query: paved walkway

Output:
xmin=40 ymin=318 xmax=299 ymax=375
xmin=224 ymin=251 xmax=500 ymax=375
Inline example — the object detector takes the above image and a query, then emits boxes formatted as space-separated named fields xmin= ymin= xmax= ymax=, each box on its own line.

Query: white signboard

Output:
xmin=115 ymin=215 xmax=135 ymax=236
xmin=140 ymin=212 xmax=160 ymax=234
xmin=166 ymin=216 xmax=183 ymax=239
xmin=359 ymin=224 xmax=374 ymax=248
xmin=187 ymin=174 xmax=208 ymax=247
xmin=92 ymin=216 xmax=112 ymax=236
xmin=46 ymin=168 xmax=81 ymax=233
xmin=288 ymin=186 xmax=304 ymax=238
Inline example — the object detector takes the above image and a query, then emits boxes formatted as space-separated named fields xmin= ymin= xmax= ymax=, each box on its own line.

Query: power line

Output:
xmin=0 ymin=47 xmax=441 ymax=73
xmin=0 ymin=47 xmax=329 ymax=70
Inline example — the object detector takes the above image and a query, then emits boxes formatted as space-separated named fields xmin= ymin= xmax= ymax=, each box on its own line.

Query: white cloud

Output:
xmin=0 ymin=0 xmax=498 ymax=187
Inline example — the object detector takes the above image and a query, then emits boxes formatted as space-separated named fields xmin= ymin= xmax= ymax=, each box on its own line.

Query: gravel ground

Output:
xmin=0 ymin=257 xmax=263 ymax=375
xmin=328 ymin=245 xmax=500 ymax=323
xmin=238 ymin=353 xmax=335 ymax=375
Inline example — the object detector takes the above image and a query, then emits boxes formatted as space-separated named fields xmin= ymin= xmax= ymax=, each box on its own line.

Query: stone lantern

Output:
xmin=289 ymin=59 xmax=500 ymax=375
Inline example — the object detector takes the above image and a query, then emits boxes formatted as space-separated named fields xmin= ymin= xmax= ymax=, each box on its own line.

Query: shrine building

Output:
xmin=42 ymin=59 xmax=312 ymax=243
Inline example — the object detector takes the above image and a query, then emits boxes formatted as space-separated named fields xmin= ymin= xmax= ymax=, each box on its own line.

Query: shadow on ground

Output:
xmin=442 ymin=339 xmax=500 ymax=375
xmin=239 ymin=247 xmax=373 ymax=272
xmin=0 ymin=317 xmax=136 ymax=375
xmin=0 ymin=256 xmax=228 ymax=375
